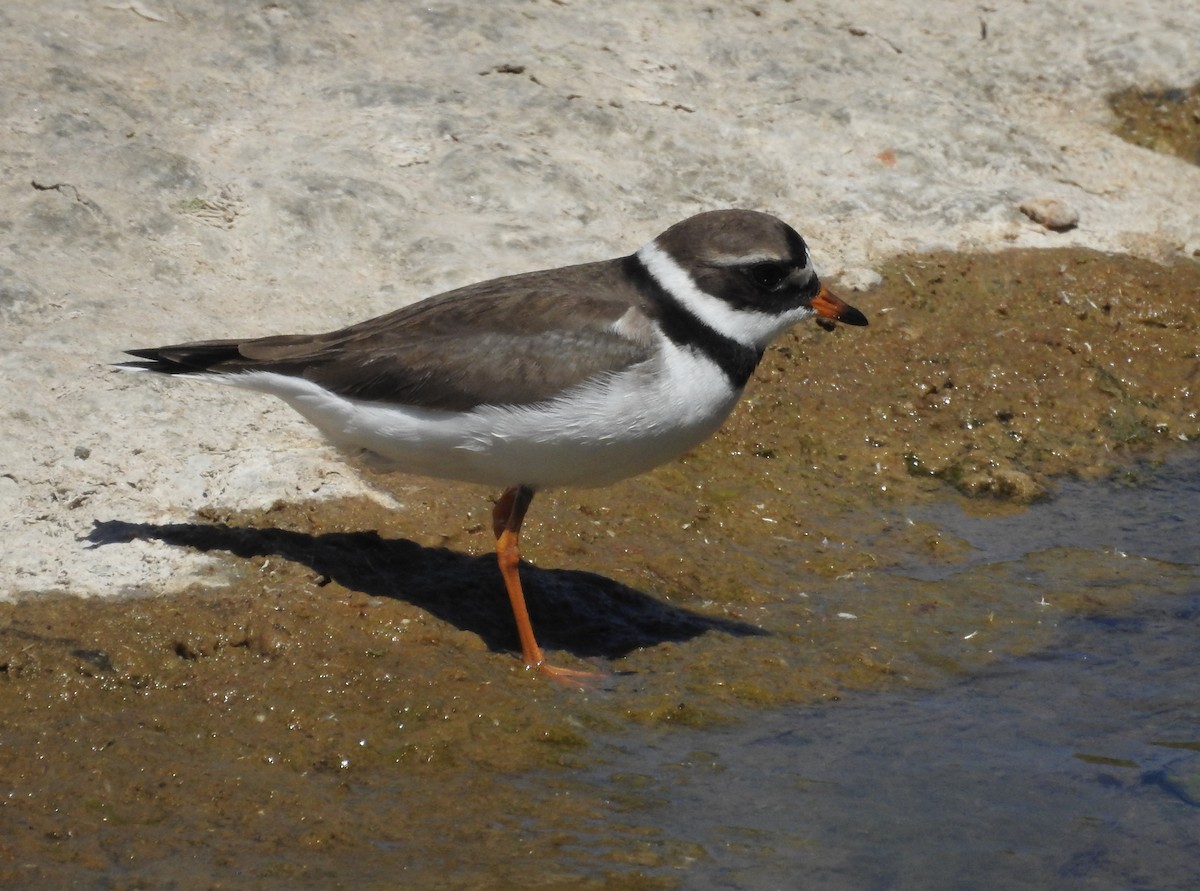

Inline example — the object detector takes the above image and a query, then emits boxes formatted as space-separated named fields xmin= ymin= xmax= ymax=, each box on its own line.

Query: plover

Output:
xmin=123 ymin=209 xmax=867 ymax=681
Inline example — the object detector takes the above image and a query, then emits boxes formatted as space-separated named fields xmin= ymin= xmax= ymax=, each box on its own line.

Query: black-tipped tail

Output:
xmin=119 ymin=341 xmax=247 ymax=375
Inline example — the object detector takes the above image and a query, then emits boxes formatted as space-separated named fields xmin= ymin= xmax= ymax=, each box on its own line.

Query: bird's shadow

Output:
xmin=85 ymin=518 xmax=765 ymax=660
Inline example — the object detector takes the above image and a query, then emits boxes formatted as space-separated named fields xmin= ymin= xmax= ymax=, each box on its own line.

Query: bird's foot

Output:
xmin=526 ymin=658 xmax=605 ymax=689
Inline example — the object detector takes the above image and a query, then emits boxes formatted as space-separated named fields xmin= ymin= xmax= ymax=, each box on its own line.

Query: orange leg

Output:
xmin=492 ymin=486 xmax=599 ymax=685
xmin=492 ymin=485 xmax=543 ymax=668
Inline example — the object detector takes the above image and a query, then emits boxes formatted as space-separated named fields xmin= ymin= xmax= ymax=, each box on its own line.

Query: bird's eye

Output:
xmin=749 ymin=262 xmax=787 ymax=289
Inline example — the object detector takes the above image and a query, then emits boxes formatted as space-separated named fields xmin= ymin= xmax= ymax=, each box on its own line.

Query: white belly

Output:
xmin=219 ymin=340 xmax=741 ymax=491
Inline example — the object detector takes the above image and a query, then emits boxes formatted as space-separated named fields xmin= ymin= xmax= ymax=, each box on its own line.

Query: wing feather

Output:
xmin=124 ymin=258 xmax=659 ymax=411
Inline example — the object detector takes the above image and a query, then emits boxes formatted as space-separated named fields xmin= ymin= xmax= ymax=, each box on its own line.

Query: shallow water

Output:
xmin=909 ymin=451 xmax=1200 ymax=574
xmin=542 ymin=453 xmax=1200 ymax=889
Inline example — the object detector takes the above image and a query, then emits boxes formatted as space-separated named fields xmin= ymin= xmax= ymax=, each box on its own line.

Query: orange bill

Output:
xmin=811 ymin=285 xmax=868 ymax=326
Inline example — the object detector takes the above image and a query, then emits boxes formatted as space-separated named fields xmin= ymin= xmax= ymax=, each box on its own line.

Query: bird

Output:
xmin=121 ymin=209 xmax=868 ymax=681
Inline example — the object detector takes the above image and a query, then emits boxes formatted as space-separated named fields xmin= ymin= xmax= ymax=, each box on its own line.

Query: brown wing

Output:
xmin=124 ymin=258 xmax=658 ymax=411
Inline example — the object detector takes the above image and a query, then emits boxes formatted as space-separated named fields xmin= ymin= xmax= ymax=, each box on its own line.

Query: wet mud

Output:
xmin=2 ymin=247 xmax=1199 ymax=887
xmin=1109 ymin=79 xmax=1200 ymax=166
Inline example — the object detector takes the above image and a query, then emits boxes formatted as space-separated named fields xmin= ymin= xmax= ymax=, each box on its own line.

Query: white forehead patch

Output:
xmin=707 ymin=247 xmax=815 ymax=286
xmin=709 ymin=248 xmax=808 ymax=268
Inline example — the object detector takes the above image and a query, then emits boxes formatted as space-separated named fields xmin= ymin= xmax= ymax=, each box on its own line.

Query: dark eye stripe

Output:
xmin=749 ymin=262 xmax=787 ymax=288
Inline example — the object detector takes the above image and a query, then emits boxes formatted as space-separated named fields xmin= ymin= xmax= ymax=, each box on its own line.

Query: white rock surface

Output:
xmin=2 ymin=0 xmax=1198 ymax=599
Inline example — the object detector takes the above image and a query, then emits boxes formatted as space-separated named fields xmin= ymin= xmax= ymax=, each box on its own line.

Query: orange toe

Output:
xmin=526 ymin=658 xmax=605 ymax=689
